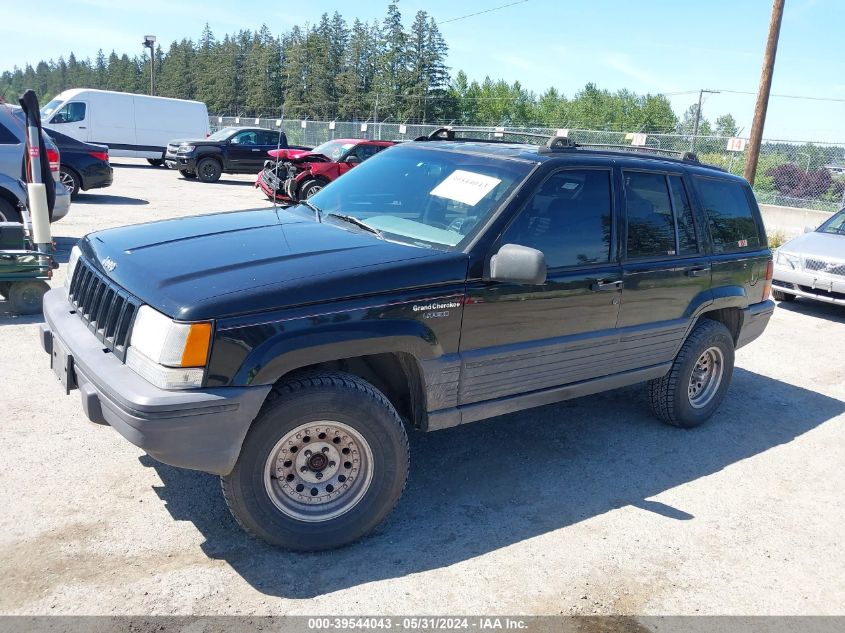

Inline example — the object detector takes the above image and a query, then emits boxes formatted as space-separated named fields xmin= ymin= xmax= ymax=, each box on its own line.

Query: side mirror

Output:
xmin=488 ymin=244 xmax=546 ymax=285
xmin=346 ymin=154 xmax=362 ymax=165
xmin=804 ymin=225 xmax=815 ymax=233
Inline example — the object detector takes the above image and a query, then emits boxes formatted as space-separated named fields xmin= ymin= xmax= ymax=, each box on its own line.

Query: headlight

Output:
xmin=64 ymin=245 xmax=81 ymax=289
xmin=775 ymin=250 xmax=801 ymax=270
xmin=126 ymin=305 xmax=212 ymax=389
xmin=177 ymin=144 xmax=195 ymax=153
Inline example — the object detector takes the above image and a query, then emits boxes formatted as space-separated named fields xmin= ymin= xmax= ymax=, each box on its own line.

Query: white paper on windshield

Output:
xmin=430 ymin=170 xmax=502 ymax=206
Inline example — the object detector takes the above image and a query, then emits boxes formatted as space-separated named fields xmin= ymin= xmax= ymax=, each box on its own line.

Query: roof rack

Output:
xmin=415 ymin=127 xmax=702 ymax=164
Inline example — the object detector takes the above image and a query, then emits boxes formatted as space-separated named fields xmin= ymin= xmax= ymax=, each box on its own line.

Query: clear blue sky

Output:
xmin=2 ymin=0 xmax=843 ymax=141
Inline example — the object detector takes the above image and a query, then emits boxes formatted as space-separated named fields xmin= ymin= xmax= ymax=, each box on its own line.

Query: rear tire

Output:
xmin=648 ymin=320 xmax=735 ymax=428
xmin=0 ymin=282 xmax=10 ymax=298
xmin=147 ymin=158 xmax=164 ymax=167
xmin=179 ymin=169 xmax=197 ymax=179
xmin=0 ymin=197 xmax=22 ymax=223
xmin=772 ymin=289 xmax=796 ymax=302
xmin=298 ymin=179 xmax=326 ymax=200
xmin=222 ymin=371 xmax=410 ymax=551
xmin=196 ymin=158 xmax=222 ymax=183
xmin=7 ymin=281 xmax=49 ymax=315
xmin=59 ymin=167 xmax=81 ymax=198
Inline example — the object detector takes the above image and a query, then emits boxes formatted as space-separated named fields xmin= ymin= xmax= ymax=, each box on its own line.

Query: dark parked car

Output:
xmin=164 ymin=126 xmax=310 ymax=183
xmin=44 ymin=128 xmax=113 ymax=198
xmin=40 ymin=130 xmax=774 ymax=551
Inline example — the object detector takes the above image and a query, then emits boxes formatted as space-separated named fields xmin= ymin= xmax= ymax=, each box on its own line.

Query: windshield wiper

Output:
xmin=299 ymin=199 xmax=322 ymax=223
xmin=326 ymin=213 xmax=384 ymax=239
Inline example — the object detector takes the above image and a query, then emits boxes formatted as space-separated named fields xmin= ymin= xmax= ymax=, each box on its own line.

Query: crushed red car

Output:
xmin=255 ymin=138 xmax=395 ymax=202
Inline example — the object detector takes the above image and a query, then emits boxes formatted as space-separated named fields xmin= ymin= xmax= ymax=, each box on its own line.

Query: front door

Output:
xmin=617 ymin=169 xmax=711 ymax=364
xmin=227 ymin=130 xmax=268 ymax=171
xmin=47 ymin=101 xmax=89 ymax=143
xmin=459 ymin=167 xmax=622 ymax=406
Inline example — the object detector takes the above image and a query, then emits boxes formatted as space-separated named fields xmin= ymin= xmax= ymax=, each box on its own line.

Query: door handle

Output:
xmin=78 ymin=126 xmax=86 ymax=129
xmin=590 ymin=279 xmax=623 ymax=292
xmin=251 ymin=148 xmax=261 ymax=152
xmin=685 ymin=266 xmax=710 ymax=277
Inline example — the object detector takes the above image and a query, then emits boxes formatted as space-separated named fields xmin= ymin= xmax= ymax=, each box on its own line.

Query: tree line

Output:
xmin=0 ymin=2 xmax=727 ymax=133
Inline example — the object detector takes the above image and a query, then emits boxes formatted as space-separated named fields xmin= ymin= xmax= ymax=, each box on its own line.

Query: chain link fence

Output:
xmin=212 ymin=116 xmax=845 ymax=213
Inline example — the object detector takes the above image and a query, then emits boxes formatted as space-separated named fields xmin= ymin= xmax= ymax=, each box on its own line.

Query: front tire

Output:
xmin=0 ymin=197 xmax=22 ymax=223
xmin=648 ymin=320 xmax=735 ymax=428
xmin=147 ymin=158 xmax=164 ymax=167
xmin=196 ymin=157 xmax=222 ymax=183
xmin=772 ymin=289 xmax=796 ymax=302
xmin=7 ymin=280 xmax=49 ymax=314
xmin=298 ymin=179 xmax=326 ymax=200
xmin=222 ymin=371 xmax=410 ymax=551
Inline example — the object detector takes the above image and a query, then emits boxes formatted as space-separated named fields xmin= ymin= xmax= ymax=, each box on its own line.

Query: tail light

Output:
xmin=88 ymin=150 xmax=109 ymax=162
xmin=46 ymin=148 xmax=60 ymax=172
xmin=762 ymin=260 xmax=774 ymax=301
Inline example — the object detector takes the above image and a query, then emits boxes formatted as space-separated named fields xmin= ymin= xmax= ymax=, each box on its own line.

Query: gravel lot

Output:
xmin=1 ymin=159 xmax=843 ymax=616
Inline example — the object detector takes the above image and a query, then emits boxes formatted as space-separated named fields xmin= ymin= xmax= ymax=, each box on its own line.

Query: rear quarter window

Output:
xmin=695 ymin=177 xmax=762 ymax=253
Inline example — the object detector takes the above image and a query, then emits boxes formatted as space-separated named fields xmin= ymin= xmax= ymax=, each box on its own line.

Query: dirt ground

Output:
xmin=1 ymin=160 xmax=843 ymax=616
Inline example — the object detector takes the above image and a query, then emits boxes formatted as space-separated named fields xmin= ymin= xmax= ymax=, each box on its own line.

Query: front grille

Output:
xmin=804 ymin=257 xmax=845 ymax=277
xmin=68 ymin=257 xmax=141 ymax=361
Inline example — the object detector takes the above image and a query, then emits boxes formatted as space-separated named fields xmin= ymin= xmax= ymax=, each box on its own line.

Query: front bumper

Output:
xmin=736 ymin=300 xmax=776 ymax=349
xmin=40 ymin=288 xmax=271 ymax=475
xmin=164 ymin=151 xmax=198 ymax=172
xmin=773 ymin=265 xmax=845 ymax=306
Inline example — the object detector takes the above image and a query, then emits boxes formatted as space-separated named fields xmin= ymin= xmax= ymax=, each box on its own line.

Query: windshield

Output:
xmin=818 ymin=208 xmax=845 ymax=235
xmin=311 ymin=140 xmax=356 ymax=161
xmin=307 ymin=144 xmax=533 ymax=249
xmin=207 ymin=127 xmax=239 ymax=141
xmin=40 ymin=98 xmax=63 ymax=117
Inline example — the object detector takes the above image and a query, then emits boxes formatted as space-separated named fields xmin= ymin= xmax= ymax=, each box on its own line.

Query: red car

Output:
xmin=256 ymin=138 xmax=395 ymax=202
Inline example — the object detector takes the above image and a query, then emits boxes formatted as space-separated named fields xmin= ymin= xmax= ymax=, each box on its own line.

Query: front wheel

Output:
xmin=147 ymin=158 xmax=164 ymax=167
xmin=222 ymin=371 xmax=410 ymax=551
xmin=298 ymin=179 xmax=325 ymax=200
xmin=196 ymin=158 xmax=222 ymax=183
xmin=648 ymin=319 xmax=735 ymax=428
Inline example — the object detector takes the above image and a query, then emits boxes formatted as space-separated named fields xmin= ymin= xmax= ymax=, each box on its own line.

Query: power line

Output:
xmin=439 ymin=0 xmax=530 ymax=25
xmin=715 ymin=89 xmax=845 ymax=103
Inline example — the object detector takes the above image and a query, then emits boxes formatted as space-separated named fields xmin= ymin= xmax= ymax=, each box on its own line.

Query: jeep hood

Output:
xmin=76 ymin=207 xmax=468 ymax=321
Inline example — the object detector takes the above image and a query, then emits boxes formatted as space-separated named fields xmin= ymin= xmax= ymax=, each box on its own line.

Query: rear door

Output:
xmin=618 ymin=169 xmax=712 ymax=363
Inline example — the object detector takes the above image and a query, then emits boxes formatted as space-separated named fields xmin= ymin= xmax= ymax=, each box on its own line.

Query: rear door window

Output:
xmin=695 ymin=177 xmax=762 ymax=252
xmin=0 ymin=122 xmax=19 ymax=144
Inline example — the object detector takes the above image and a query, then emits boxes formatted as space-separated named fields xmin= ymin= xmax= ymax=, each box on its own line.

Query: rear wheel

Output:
xmin=0 ymin=197 xmax=22 ymax=223
xmin=222 ymin=371 xmax=410 ymax=551
xmin=648 ymin=320 xmax=735 ymax=428
xmin=147 ymin=158 xmax=165 ymax=167
xmin=59 ymin=167 xmax=80 ymax=198
xmin=299 ymin=179 xmax=326 ymax=200
xmin=7 ymin=281 xmax=49 ymax=314
xmin=0 ymin=282 xmax=10 ymax=298
xmin=178 ymin=169 xmax=197 ymax=179
xmin=196 ymin=158 xmax=222 ymax=183
xmin=772 ymin=289 xmax=796 ymax=302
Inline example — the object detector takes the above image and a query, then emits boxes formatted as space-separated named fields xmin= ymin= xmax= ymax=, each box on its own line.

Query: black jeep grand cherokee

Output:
xmin=41 ymin=130 xmax=775 ymax=551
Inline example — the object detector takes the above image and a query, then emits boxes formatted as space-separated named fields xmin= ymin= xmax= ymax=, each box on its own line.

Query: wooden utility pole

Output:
xmin=744 ymin=0 xmax=785 ymax=184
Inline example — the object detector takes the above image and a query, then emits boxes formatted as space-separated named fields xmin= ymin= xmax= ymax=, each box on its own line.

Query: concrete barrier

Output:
xmin=758 ymin=204 xmax=834 ymax=238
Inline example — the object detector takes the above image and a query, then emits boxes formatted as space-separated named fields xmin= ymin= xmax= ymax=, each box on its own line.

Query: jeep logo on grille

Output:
xmin=101 ymin=257 xmax=117 ymax=272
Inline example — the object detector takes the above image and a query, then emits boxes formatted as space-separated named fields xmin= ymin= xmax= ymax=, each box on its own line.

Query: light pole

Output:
xmin=142 ymin=35 xmax=156 ymax=96
xmin=797 ymin=152 xmax=811 ymax=174
xmin=691 ymin=89 xmax=720 ymax=152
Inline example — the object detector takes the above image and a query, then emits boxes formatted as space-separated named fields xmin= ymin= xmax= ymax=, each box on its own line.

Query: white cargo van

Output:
xmin=41 ymin=89 xmax=209 ymax=164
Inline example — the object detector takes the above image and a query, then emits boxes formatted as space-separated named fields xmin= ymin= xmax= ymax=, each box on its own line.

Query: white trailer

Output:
xmin=41 ymin=89 xmax=209 ymax=163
